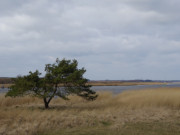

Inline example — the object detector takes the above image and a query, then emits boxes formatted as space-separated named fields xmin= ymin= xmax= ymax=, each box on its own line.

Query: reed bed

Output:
xmin=88 ymin=81 xmax=166 ymax=86
xmin=0 ymin=84 xmax=12 ymax=88
xmin=0 ymin=87 xmax=180 ymax=135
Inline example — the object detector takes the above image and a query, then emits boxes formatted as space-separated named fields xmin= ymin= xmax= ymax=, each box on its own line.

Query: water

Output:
xmin=1 ymin=83 xmax=180 ymax=94
xmin=0 ymin=88 xmax=10 ymax=93
xmin=91 ymin=83 xmax=180 ymax=94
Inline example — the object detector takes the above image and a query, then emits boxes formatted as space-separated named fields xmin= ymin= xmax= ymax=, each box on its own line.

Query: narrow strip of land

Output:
xmin=88 ymin=81 xmax=167 ymax=86
xmin=0 ymin=81 xmax=167 ymax=88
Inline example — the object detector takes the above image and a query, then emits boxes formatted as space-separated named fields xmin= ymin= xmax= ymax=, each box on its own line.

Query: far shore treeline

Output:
xmin=0 ymin=77 xmax=178 ymax=87
xmin=0 ymin=78 xmax=13 ymax=84
xmin=0 ymin=77 xmax=168 ymax=84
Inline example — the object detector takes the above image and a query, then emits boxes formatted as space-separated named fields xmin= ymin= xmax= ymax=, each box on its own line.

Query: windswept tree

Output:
xmin=6 ymin=58 xmax=98 ymax=108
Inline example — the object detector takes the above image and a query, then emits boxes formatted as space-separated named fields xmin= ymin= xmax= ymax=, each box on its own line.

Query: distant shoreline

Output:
xmin=87 ymin=81 xmax=167 ymax=86
xmin=0 ymin=81 xmax=168 ymax=88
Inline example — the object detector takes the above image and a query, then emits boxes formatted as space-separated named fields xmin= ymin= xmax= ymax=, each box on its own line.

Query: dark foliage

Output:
xmin=6 ymin=58 xmax=98 ymax=108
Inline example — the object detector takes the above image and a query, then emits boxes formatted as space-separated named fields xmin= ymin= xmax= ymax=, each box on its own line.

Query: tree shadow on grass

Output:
xmin=41 ymin=104 xmax=107 ymax=111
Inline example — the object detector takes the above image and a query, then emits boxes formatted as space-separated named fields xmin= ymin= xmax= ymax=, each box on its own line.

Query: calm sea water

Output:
xmin=1 ymin=83 xmax=180 ymax=94
xmin=91 ymin=83 xmax=180 ymax=94
xmin=0 ymin=88 xmax=9 ymax=93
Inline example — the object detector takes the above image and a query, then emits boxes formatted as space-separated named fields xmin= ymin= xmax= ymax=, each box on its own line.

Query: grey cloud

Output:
xmin=0 ymin=0 xmax=180 ymax=79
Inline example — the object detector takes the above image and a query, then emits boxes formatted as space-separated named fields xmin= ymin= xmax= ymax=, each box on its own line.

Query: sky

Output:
xmin=0 ymin=0 xmax=180 ymax=80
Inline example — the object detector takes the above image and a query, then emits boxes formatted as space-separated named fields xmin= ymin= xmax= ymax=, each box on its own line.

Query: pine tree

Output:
xmin=6 ymin=58 xmax=97 ymax=109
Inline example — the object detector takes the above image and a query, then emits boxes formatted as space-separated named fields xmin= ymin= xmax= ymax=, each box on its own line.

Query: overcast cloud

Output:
xmin=0 ymin=0 xmax=180 ymax=80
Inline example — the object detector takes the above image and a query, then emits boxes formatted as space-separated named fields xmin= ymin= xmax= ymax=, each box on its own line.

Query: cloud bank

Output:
xmin=0 ymin=0 xmax=180 ymax=80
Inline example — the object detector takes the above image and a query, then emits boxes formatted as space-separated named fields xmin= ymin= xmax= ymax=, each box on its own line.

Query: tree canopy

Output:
xmin=6 ymin=58 xmax=98 ymax=108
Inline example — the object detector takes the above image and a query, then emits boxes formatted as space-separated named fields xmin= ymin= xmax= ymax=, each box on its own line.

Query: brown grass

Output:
xmin=88 ymin=81 xmax=167 ymax=86
xmin=0 ymin=84 xmax=13 ymax=88
xmin=0 ymin=87 xmax=180 ymax=135
xmin=0 ymin=81 xmax=167 ymax=88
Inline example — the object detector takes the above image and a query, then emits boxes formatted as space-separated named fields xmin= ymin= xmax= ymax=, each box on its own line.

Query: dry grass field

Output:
xmin=1 ymin=87 xmax=180 ymax=135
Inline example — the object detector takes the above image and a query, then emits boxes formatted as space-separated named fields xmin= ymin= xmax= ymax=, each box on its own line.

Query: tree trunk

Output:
xmin=43 ymin=87 xmax=57 ymax=109
xmin=43 ymin=98 xmax=49 ymax=109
